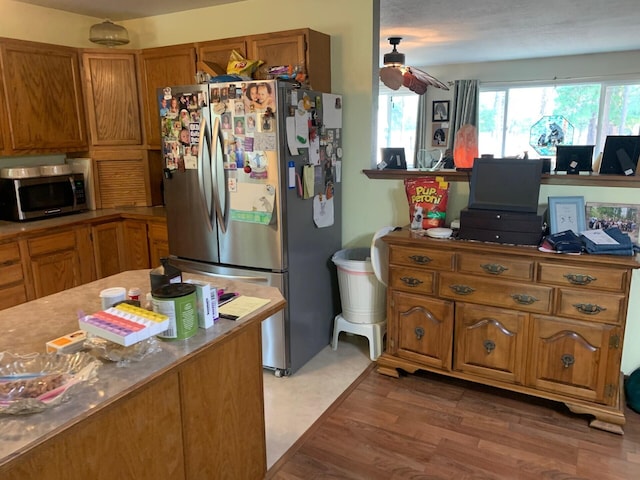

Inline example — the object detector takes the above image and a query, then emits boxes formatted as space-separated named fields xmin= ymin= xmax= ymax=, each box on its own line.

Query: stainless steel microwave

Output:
xmin=0 ymin=173 xmax=87 ymax=221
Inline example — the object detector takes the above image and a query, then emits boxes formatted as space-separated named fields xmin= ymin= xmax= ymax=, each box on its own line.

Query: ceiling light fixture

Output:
xmin=89 ymin=20 xmax=130 ymax=47
xmin=383 ymin=36 xmax=405 ymax=66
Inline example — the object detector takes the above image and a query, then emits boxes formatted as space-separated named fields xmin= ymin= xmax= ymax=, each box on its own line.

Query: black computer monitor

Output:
xmin=600 ymin=135 xmax=640 ymax=175
xmin=379 ymin=147 xmax=407 ymax=170
xmin=555 ymin=145 xmax=594 ymax=174
xmin=468 ymin=158 xmax=543 ymax=213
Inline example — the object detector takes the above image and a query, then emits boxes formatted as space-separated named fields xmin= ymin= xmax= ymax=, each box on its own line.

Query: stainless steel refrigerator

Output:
xmin=158 ymin=80 xmax=343 ymax=376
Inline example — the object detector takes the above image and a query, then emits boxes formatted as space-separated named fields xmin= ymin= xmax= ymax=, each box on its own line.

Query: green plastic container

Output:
xmin=152 ymin=283 xmax=198 ymax=340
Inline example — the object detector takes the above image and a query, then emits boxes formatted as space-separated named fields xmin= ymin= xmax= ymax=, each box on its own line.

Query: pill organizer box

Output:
xmin=78 ymin=304 xmax=169 ymax=346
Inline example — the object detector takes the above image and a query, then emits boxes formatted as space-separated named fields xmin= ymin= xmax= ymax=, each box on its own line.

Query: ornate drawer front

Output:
xmin=528 ymin=316 xmax=619 ymax=404
xmin=457 ymin=253 xmax=534 ymax=280
xmin=394 ymin=292 xmax=453 ymax=370
xmin=389 ymin=246 xmax=455 ymax=271
xmin=454 ymin=303 xmax=528 ymax=385
xmin=438 ymin=272 xmax=552 ymax=313
xmin=538 ymin=262 xmax=627 ymax=292
xmin=556 ymin=288 xmax=624 ymax=324
xmin=389 ymin=266 xmax=436 ymax=295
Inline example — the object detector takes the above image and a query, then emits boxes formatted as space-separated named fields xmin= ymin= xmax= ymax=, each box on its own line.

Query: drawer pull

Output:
xmin=481 ymin=263 xmax=508 ymax=275
xmin=415 ymin=326 xmax=425 ymax=340
xmin=573 ymin=303 xmax=606 ymax=315
xmin=483 ymin=339 xmax=496 ymax=354
xmin=449 ymin=284 xmax=475 ymax=295
xmin=408 ymin=255 xmax=432 ymax=265
xmin=400 ymin=277 xmax=423 ymax=287
xmin=511 ymin=293 xmax=538 ymax=305
xmin=561 ymin=354 xmax=575 ymax=368
xmin=564 ymin=273 xmax=597 ymax=285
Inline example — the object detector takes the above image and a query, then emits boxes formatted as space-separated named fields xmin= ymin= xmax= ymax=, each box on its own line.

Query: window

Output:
xmin=377 ymin=93 xmax=419 ymax=167
xmin=479 ymin=81 xmax=640 ymax=168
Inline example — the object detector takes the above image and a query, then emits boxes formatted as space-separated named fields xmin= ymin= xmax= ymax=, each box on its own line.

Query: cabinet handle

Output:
xmin=400 ymin=277 xmax=423 ymax=287
xmin=481 ymin=263 xmax=508 ymax=275
xmin=414 ymin=326 xmax=425 ymax=340
xmin=449 ymin=284 xmax=475 ymax=295
xmin=408 ymin=255 xmax=432 ymax=265
xmin=561 ymin=354 xmax=575 ymax=368
xmin=564 ymin=273 xmax=597 ymax=285
xmin=483 ymin=339 xmax=496 ymax=354
xmin=573 ymin=303 xmax=606 ymax=315
xmin=511 ymin=293 xmax=538 ymax=305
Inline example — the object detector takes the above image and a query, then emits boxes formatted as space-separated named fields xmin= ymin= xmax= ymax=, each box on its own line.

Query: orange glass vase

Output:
xmin=453 ymin=124 xmax=479 ymax=169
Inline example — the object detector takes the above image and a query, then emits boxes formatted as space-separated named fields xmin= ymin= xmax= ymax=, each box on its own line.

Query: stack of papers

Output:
xmin=218 ymin=296 xmax=270 ymax=321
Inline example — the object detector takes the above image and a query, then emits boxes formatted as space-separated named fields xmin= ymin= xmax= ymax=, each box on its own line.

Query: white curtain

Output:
xmin=413 ymin=94 xmax=429 ymax=165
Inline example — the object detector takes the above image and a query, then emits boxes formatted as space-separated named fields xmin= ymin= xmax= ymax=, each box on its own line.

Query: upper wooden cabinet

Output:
xmin=248 ymin=28 xmax=331 ymax=92
xmin=81 ymin=50 xmax=143 ymax=146
xmin=0 ymin=38 xmax=87 ymax=154
xmin=197 ymin=37 xmax=247 ymax=72
xmin=139 ymin=44 xmax=197 ymax=149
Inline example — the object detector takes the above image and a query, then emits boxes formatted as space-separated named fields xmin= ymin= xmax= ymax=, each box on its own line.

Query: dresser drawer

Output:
xmin=438 ymin=272 xmax=552 ymax=313
xmin=389 ymin=245 xmax=455 ymax=271
xmin=389 ymin=266 xmax=436 ymax=295
xmin=538 ymin=262 xmax=627 ymax=292
xmin=458 ymin=253 xmax=534 ymax=280
xmin=556 ymin=288 xmax=625 ymax=324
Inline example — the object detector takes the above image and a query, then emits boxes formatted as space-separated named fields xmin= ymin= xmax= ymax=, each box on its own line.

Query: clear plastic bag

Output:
xmin=0 ymin=351 xmax=100 ymax=415
xmin=84 ymin=334 xmax=162 ymax=367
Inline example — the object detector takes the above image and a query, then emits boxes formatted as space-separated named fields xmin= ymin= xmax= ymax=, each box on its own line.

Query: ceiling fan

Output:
xmin=380 ymin=37 xmax=449 ymax=94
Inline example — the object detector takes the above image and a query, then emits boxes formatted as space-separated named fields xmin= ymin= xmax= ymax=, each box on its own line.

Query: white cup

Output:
xmin=100 ymin=287 xmax=127 ymax=309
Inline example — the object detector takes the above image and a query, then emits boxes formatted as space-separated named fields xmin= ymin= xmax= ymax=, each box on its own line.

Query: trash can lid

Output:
xmin=370 ymin=226 xmax=395 ymax=287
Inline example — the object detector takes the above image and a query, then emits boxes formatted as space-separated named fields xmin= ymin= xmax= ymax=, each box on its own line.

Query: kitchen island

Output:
xmin=0 ymin=269 xmax=285 ymax=480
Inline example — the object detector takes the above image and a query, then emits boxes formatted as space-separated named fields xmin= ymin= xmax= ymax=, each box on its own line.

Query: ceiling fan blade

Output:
xmin=379 ymin=66 xmax=404 ymax=90
xmin=407 ymin=66 xmax=450 ymax=91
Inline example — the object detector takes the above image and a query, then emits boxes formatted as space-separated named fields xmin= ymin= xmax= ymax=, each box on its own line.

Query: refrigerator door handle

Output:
xmin=210 ymin=117 xmax=228 ymax=233
xmin=197 ymin=114 xmax=214 ymax=232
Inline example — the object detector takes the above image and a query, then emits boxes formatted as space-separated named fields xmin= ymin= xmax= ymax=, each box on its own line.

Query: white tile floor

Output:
xmin=263 ymin=333 xmax=373 ymax=468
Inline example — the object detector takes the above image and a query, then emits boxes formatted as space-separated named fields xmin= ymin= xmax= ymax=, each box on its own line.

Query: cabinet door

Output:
xmin=139 ymin=44 xmax=196 ymax=148
xmin=248 ymin=31 xmax=306 ymax=74
xmin=122 ymin=219 xmax=150 ymax=270
xmin=528 ymin=315 xmax=621 ymax=404
xmin=0 ymin=241 xmax=28 ymax=310
xmin=148 ymin=220 xmax=169 ymax=268
xmin=392 ymin=291 xmax=453 ymax=370
xmin=0 ymin=39 xmax=87 ymax=152
xmin=197 ymin=38 xmax=247 ymax=72
xmin=82 ymin=51 xmax=142 ymax=146
xmin=92 ymin=221 xmax=124 ymax=278
xmin=26 ymin=231 xmax=80 ymax=297
xmin=454 ymin=303 xmax=529 ymax=385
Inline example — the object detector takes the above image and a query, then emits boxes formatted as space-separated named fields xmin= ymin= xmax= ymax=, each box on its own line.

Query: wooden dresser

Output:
xmin=377 ymin=228 xmax=639 ymax=433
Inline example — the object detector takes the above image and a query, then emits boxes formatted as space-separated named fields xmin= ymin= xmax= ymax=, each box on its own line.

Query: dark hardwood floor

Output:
xmin=266 ymin=365 xmax=640 ymax=479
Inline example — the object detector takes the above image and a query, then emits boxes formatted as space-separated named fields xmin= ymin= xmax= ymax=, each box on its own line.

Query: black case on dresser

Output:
xmin=458 ymin=206 xmax=547 ymax=245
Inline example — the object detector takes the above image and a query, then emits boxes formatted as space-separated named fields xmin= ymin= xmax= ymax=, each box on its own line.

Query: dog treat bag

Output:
xmin=404 ymin=177 xmax=449 ymax=230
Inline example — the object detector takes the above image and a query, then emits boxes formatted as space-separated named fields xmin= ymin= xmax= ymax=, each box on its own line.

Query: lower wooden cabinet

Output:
xmin=0 ymin=214 xmax=166 ymax=309
xmin=92 ymin=220 xmax=124 ymax=278
xmin=0 ymin=240 xmax=29 ymax=309
xmin=23 ymin=229 xmax=83 ymax=298
xmin=377 ymin=229 xmax=639 ymax=434
xmin=148 ymin=219 xmax=169 ymax=267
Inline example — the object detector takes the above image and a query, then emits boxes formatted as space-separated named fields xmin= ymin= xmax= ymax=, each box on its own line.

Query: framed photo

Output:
xmin=586 ymin=202 xmax=639 ymax=244
xmin=432 ymin=100 xmax=450 ymax=122
xmin=431 ymin=123 xmax=448 ymax=146
xmin=548 ymin=196 xmax=586 ymax=234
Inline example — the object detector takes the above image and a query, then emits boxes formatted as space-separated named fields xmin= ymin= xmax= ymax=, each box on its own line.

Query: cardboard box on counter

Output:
xmin=184 ymin=279 xmax=219 ymax=328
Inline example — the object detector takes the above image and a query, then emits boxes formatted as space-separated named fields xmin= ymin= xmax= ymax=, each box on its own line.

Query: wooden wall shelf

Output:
xmin=363 ymin=169 xmax=640 ymax=188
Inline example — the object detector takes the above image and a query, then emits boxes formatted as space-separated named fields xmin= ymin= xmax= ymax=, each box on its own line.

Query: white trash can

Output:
xmin=332 ymin=248 xmax=386 ymax=324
